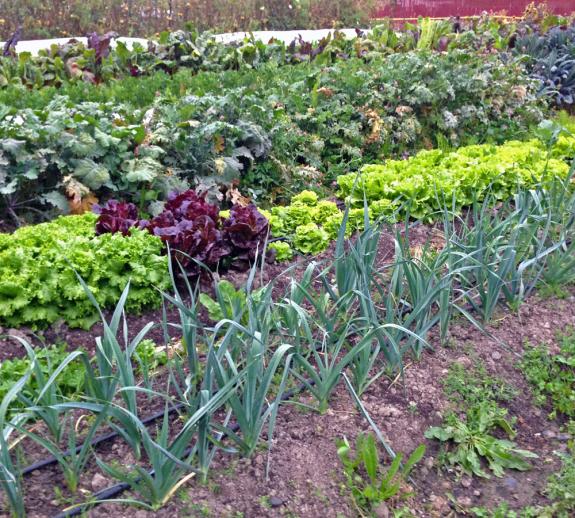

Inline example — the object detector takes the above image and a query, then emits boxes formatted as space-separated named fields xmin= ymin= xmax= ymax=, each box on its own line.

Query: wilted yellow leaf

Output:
xmin=226 ymin=186 xmax=250 ymax=207
xmin=213 ymin=134 xmax=225 ymax=153
xmin=63 ymin=175 xmax=98 ymax=214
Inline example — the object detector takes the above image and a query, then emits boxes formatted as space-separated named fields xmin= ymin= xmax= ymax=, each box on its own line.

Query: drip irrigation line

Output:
xmin=53 ymin=378 xmax=315 ymax=518
xmin=21 ymin=402 xmax=185 ymax=476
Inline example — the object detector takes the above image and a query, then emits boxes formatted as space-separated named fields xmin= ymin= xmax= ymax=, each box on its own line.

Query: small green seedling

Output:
xmin=336 ymin=433 xmax=425 ymax=513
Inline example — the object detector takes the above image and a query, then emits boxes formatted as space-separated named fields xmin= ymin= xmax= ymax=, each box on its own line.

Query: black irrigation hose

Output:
xmin=52 ymin=378 xmax=315 ymax=518
xmin=21 ymin=402 xmax=186 ymax=476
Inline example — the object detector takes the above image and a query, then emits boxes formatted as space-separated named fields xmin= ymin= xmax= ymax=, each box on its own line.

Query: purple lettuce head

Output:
xmin=146 ymin=190 xmax=231 ymax=273
xmin=93 ymin=200 xmax=140 ymax=236
xmin=183 ymin=215 xmax=231 ymax=267
xmin=93 ymin=191 xmax=269 ymax=276
xmin=223 ymin=204 xmax=269 ymax=261
xmin=164 ymin=190 xmax=220 ymax=223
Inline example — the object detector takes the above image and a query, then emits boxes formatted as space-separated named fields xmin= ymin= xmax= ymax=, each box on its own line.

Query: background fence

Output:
xmin=0 ymin=0 xmax=374 ymax=39
xmin=376 ymin=0 xmax=574 ymax=19
xmin=1 ymin=1 xmax=574 ymax=40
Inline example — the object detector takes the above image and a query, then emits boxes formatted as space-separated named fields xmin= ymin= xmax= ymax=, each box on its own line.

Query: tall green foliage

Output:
xmin=1 ymin=49 xmax=546 ymax=220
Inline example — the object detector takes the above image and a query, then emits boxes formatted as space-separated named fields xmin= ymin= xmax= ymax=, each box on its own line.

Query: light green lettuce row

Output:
xmin=263 ymin=191 xmax=390 ymax=257
xmin=0 ymin=213 xmax=169 ymax=329
xmin=263 ymin=138 xmax=575 ymax=258
xmin=337 ymin=139 xmax=574 ymax=221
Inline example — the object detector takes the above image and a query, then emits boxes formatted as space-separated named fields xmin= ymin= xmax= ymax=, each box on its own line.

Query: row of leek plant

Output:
xmin=1 ymin=168 xmax=574 ymax=515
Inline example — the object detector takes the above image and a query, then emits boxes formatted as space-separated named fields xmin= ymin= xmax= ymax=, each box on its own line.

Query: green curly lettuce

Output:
xmin=0 ymin=213 xmax=170 ymax=329
xmin=267 ymin=241 xmax=294 ymax=262
xmin=291 ymin=190 xmax=319 ymax=206
xmin=338 ymin=138 xmax=574 ymax=221
xmin=311 ymin=200 xmax=340 ymax=224
xmin=293 ymin=223 xmax=330 ymax=254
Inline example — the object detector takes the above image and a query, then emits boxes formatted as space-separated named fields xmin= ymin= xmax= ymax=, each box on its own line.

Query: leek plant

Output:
xmin=160 ymin=257 xmax=204 ymax=403
xmin=291 ymin=310 xmax=418 ymax=412
xmin=212 ymin=335 xmax=293 ymax=458
xmin=273 ymin=263 xmax=321 ymax=352
xmin=162 ymin=257 xmax=295 ymax=477
xmin=376 ymin=236 xmax=447 ymax=361
xmin=15 ymin=411 xmax=108 ymax=493
xmin=7 ymin=337 xmax=99 ymax=494
xmin=12 ymin=337 xmax=85 ymax=444
xmin=348 ymin=335 xmax=383 ymax=397
xmin=446 ymin=174 xmax=575 ymax=322
xmin=95 ymin=374 xmax=239 ymax=509
xmin=339 ymin=220 xmax=394 ymax=394
xmin=0 ymin=370 xmax=30 ymax=517
xmin=450 ymin=195 xmax=523 ymax=322
xmin=208 ymin=262 xmax=294 ymax=462
xmin=291 ymin=319 xmax=361 ymax=414
xmin=523 ymin=169 xmax=575 ymax=290
xmin=75 ymin=277 xmax=155 ymax=458
xmin=314 ymin=206 xmax=386 ymax=395
xmin=325 ymin=202 xmax=379 ymax=314
xmin=54 ymin=353 xmax=241 ymax=511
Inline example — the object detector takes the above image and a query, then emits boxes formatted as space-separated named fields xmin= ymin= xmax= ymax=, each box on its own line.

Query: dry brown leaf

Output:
xmin=317 ymin=87 xmax=334 ymax=97
xmin=226 ymin=186 xmax=251 ymax=207
xmin=362 ymin=108 xmax=383 ymax=145
xmin=63 ymin=175 xmax=98 ymax=214
xmin=69 ymin=193 xmax=98 ymax=214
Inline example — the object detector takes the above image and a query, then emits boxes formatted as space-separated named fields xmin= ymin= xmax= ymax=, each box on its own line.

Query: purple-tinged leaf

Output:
xmin=93 ymin=200 xmax=139 ymax=236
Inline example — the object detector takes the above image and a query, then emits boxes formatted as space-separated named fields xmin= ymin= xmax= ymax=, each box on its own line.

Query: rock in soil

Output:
xmin=374 ymin=502 xmax=390 ymax=518
xmin=269 ymin=496 xmax=284 ymax=508
xmin=91 ymin=473 xmax=109 ymax=492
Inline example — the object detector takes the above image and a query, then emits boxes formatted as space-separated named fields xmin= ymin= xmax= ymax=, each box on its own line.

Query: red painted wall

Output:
xmin=376 ymin=0 xmax=574 ymax=18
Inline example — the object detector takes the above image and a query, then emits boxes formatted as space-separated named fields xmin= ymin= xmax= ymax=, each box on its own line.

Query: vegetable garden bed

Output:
xmin=1 ymin=11 xmax=575 ymax=518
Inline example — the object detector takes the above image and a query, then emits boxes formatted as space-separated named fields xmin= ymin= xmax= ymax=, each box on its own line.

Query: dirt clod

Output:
xmin=91 ymin=473 xmax=109 ymax=492
xmin=374 ymin=502 xmax=390 ymax=518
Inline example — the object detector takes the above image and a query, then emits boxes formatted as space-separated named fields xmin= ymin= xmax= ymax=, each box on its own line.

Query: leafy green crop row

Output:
xmin=0 ymin=213 xmax=169 ymax=329
xmin=262 ymin=137 xmax=575 ymax=256
xmin=1 ymin=49 xmax=545 ymax=224
xmin=2 ymin=134 xmax=573 ymax=331
xmin=338 ymin=137 xmax=575 ymax=221
xmin=0 ymin=17 xmax=540 ymax=90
